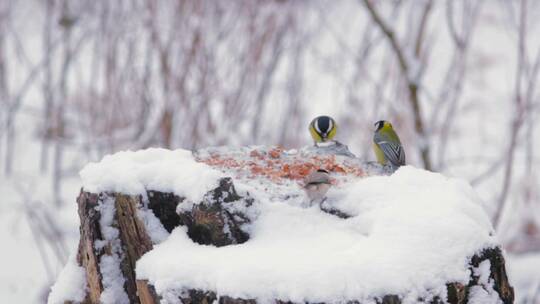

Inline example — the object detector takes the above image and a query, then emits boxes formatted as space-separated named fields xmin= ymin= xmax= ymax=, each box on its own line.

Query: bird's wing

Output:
xmin=374 ymin=132 xmax=405 ymax=166
xmin=378 ymin=141 xmax=402 ymax=166
xmin=397 ymin=143 xmax=405 ymax=165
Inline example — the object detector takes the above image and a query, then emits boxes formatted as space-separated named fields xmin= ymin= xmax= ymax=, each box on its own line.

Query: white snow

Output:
xmin=468 ymin=286 xmax=502 ymax=304
xmin=468 ymin=260 xmax=502 ymax=303
xmin=99 ymin=255 xmax=129 ymax=304
xmin=80 ymin=148 xmax=223 ymax=204
xmin=95 ymin=196 xmax=130 ymax=304
xmin=136 ymin=165 xmax=498 ymax=303
xmin=138 ymin=208 xmax=170 ymax=244
xmin=47 ymin=253 xmax=87 ymax=304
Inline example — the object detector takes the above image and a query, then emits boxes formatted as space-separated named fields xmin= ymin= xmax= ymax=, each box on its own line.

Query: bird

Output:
xmin=303 ymin=169 xmax=332 ymax=206
xmin=307 ymin=116 xmax=355 ymax=157
xmin=309 ymin=115 xmax=337 ymax=145
xmin=373 ymin=120 xmax=406 ymax=169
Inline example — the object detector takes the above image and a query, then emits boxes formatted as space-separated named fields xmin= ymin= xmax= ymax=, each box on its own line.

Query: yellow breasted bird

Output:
xmin=309 ymin=115 xmax=337 ymax=144
xmin=373 ymin=120 xmax=405 ymax=168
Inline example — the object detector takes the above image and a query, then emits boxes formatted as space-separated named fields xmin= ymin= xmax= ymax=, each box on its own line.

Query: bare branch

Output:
xmin=493 ymin=0 xmax=528 ymax=229
xmin=361 ymin=0 xmax=432 ymax=170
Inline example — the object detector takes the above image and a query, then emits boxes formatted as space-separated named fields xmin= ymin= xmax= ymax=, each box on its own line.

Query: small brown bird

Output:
xmin=303 ymin=169 xmax=331 ymax=205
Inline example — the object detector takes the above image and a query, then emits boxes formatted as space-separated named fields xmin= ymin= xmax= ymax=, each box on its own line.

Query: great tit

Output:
xmin=373 ymin=120 xmax=405 ymax=168
xmin=309 ymin=115 xmax=337 ymax=144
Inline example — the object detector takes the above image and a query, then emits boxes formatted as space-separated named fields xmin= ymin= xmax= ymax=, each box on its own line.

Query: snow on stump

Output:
xmin=48 ymin=147 xmax=514 ymax=304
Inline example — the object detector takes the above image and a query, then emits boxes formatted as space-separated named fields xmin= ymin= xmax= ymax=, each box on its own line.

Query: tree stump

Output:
xmin=73 ymin=175 xmax=514 ymax=304
xmin=76 ymin=192 xmax=159 ymax=304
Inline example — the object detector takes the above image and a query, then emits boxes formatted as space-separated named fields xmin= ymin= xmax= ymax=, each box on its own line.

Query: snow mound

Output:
xmin=47 ymin=253 xmax=87 ymax=304
xmin=80 ymin=148 xmax=223 ymax=203
xmin=122 ymin=147 xmax=499 ymax=303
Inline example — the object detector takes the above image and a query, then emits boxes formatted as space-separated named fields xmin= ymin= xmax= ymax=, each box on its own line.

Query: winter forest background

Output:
xmin=1 ymin=0 xmax=539 ymax=303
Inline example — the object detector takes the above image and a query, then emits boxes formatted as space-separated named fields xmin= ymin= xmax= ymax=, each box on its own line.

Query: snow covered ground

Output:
xmin=0 ymin=119 xmax=81 ymax=303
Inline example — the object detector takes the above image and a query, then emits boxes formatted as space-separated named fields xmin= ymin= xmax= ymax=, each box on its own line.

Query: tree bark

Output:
xmin=76 ymin=191 xmax=159 ymax=304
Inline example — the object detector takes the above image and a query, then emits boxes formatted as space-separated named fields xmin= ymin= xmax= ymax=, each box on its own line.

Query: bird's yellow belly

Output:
xmin=373 ymin=143 xmax=386 ymax=165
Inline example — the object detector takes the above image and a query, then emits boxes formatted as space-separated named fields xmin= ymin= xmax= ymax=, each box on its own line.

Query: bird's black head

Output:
xmin=313 ymin=116 xmax=334 ymax=137
xmin=374 ymin=120 xmax=386 ymax=131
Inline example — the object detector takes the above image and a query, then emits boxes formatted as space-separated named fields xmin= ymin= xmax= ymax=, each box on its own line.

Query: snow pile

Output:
xmin=80 ymin=148 xmax=223 ymax=203
xmin=114 ymin=146 xmax=499 ymax=303
xmin=47 ymin=253 xmax=87 ymax=304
